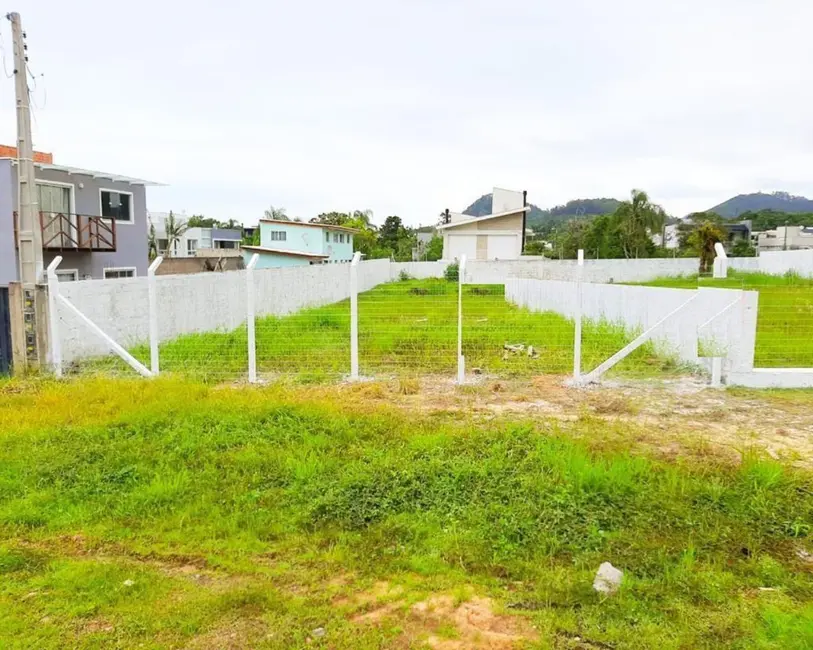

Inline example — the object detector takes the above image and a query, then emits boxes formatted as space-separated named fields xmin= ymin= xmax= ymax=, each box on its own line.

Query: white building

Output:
xmin=438 ymin=187 xmax=529 ymax=261
xmin=756 ymin=226 xmax=813 ymax=252
xmin=149 ymin=212 xmax=243 ymax=258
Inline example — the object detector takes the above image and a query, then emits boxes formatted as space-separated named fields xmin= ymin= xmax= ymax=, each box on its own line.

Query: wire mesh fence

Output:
xmin=48 ymin=255 xmax=813 ymax=386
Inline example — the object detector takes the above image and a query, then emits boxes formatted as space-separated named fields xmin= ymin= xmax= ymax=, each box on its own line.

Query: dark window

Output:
xmin=215 ymin=240 xmax=238 ymax=249
xmin=101 ymin=191 xmax=132 ymax=222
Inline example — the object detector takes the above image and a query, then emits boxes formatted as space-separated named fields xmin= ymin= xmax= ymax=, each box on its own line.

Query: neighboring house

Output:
xmin=413 ymin=230 xmax=435 ymax=261
xmin=723 ymin=220 xmax=752 ymax=250
xmin=242 ymin=219 xmax=357 ymax=268
xmin=0 ymin=146 xmax=162 ymax=285
xmin=149 ymin=212 xmax=242 ymax=258
xmin=437 ymin=187 xmax=529 ymax=261
xmin=756 ymin=225 xmax=813 ymax=252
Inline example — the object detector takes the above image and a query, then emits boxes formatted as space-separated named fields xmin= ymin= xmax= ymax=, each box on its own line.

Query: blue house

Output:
xmin=242 ymin=219 xmax=357 ymax=269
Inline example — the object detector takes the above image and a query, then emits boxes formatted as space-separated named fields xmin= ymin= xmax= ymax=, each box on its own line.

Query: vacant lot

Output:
xmin=110 ymin=280 xmax=674 ymax=382
xmin=642 ymin=271 xmax=813 ymax=368
xmin=1 ymin=376 xmax=812 ymax=649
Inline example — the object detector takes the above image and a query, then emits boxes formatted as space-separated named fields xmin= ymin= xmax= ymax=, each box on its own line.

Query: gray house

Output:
xmin=0 ymin=150 xmax=163 ymax=285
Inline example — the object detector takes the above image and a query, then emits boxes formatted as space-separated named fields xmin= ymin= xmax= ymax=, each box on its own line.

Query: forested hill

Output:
xmin=463 ymin=194 xmax=621 ymax=231
xmin=709 ymin=192 xmax=813 ymax=218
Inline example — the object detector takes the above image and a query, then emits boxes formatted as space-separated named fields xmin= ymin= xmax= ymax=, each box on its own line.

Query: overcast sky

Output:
xmin=3 ymin=0 xmax=813 ymax=226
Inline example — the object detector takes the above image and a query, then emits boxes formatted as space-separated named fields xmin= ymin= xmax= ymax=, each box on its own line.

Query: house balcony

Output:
xmin=14 ymin=212 xmax=117 ymax=252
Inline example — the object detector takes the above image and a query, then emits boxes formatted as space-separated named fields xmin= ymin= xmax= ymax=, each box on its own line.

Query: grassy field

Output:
xmin=109 ymin=279 xmax=677 ymax=381
xmin=1 ymin=377 xmax=812 ymax=648
xmin=640 ymin=271 xmax=813 ymax=368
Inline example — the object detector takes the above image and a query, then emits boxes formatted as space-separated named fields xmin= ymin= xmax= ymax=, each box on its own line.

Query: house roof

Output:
xmin=3 ymin=158 xmax=165 ymax=186
xmin=241 ymin=246 xmax=330 ymax=259
xmin=436 ymin=207 xmax=530 ymax=231
xmin=259 ymin=219 xmax=359 ymax=233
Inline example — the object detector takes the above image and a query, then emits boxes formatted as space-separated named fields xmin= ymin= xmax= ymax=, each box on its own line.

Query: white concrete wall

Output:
xmin=466 ymin=258 xmax=700 ymax=284
xmin=57 ymin=259 xmax=393 ymax=363
xmin=505 ymin=278 xmax=758 ymax=372
xmin=728 ymin=257 xmax=760 ymax=272
xmin=757 ymin=249 xmax=813 ymax=277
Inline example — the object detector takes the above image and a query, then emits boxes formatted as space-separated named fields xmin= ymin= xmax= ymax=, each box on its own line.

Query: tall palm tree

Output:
xmin=689 ymin=221 xmax=725 ymax=275
xmin=164 ymin=211 xmax=188 ymax=258
xmin=147 ymin=222 xmax=158 ymax=261
xmin=263 ymin=205 xmax=289 ymax=221
xmin=614 ymin=189 xmax=666 ymax=258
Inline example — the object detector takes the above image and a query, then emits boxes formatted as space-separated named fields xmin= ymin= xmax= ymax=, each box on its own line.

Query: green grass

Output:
xmin=640 ymin=271 xmax=813 ymax=368
xmin=0 ymin=378 xmax=812 ymax=648
xmin=93 ymin=279 xmax=679 ymax=381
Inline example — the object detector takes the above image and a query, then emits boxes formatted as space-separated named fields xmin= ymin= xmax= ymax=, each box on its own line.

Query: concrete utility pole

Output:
xmin=7 ymin=11 xmax=44 ymax=369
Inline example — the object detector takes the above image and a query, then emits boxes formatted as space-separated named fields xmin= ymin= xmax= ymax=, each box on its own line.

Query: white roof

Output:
xmin=5 ymin=158 xmax=165 ymax=186
xmin=436 ymin=207 xmax=530 ymax=231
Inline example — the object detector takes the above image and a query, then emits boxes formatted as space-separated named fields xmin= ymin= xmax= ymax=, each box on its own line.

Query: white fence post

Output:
xmin=46 ymin=256 xmax=63 ymax=378
xmin=147 ymin=256 xmax=163 ymax=375
xmin=573 ymin=249 xmax=584 ymax=382
xmin=350 ymin=251 xmax=361 ymax=380
xmin=713 ymin=242 xmax=728 ymax=279
xmin=457 ymin=254 xmax=467 ymax=384
xmin=246 ymin=254 xmax=259 ymax=384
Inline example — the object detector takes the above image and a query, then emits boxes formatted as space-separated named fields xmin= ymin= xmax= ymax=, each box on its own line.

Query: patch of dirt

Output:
xmin=328 ymin=374 xmax=813 ymax=467
xmin=350 ymin=584 xmax=537 ymax=649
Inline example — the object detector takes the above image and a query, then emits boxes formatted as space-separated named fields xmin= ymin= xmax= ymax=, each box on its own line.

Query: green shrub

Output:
xmin=444 ymin=262 xmax=459 ymax=282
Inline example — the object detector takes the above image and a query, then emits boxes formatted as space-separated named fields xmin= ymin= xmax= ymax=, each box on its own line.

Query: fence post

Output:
xmin=350 ymin=251 xmax=361 ymax=380
xmin=457 ymin=254 xmax=467 ymax=384
xmin=573 ymin=249 xmax=584 ymax=382
xmin=246 ymin=254 xmax=259 ymax=383
xmin=713 ymin=242 xmax=728 ymax=279
xmin=147 ymin=256 xmax=163 ymax=375
xmin=46 ymin=256 xmax=63 ymax=378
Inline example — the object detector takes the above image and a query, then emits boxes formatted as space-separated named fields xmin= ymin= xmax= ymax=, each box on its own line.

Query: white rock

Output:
xmin=312 ymin=627 xmax=326 ymax=638
xmin=122 ymin=579 xmax=135 ymax=587
xmin=593 ymin=562 xmax=623 ymax=595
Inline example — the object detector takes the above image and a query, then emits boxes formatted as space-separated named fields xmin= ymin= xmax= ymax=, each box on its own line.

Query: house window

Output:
xmin=55 ymin=269 xmax=79 ymax=282
xmin=325 ymin=231 xmax=330 ymax=242
xmin=333 ymin=232 xmax=339 ymax=243
xmin=100 ymin=189 xmax=133 ymax=223
xmin=187 ymin=239 xmax=198 ymax=255
xmin=157 ymin=238 xmax=168 ymax=254
xmin=215 ymin=240 xmax=238 ymax=249
xmin=104 ymin=267 xmax=136 ymax=279
xmin=268 ymin=231 xmax=287 ymax=242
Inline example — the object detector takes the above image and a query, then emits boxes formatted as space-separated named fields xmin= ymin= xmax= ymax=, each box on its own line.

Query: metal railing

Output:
xmin=14 ymin=212 xmax=118 ymax=252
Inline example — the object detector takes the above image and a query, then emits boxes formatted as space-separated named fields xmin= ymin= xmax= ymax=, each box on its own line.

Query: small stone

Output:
xmin=593 ymin=562 xmax=623 ymax=595
xmin=312 ymin=627 xmax=326 ymax=638
xmin=472 ymin=367 xmax=482 ymax=375
xmin=122 ymin=579 xmax=135 ymax=587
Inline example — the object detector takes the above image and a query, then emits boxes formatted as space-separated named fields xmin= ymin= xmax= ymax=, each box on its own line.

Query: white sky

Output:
xmin=4 ymin=0 xmax=813 ymax=226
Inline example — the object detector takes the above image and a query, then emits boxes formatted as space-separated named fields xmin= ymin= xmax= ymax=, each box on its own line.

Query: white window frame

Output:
xmin=55 ymin=269 xmax=79 ymax=282
xmin=267 ymin=231 xmax=286 ymax=242
xmin=103 ymin=266 xmax=137 ymax=279
xmin=36 ymin=179 xmax=77 ymax=215
xmin=99 ymin=188 xmax=135 ymax=225
xmin=187 ymin=239 xmax=198 ymax=255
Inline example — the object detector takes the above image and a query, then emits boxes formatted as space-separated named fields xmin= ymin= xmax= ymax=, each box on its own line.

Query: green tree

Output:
xmin=378 ymin=216 xmax=404 ymax=250
xmin=163 ymin=211 xmax=188 ymax=258
xmin=263 ymin=205 xmax=288 ymax=221
xmin=688 ymin=221 xmax=725 ymax=274
xmin=614 ymin=190 xmax=666 ymax=259
xmin=425 ymin=235 xmax=443 ymax=261
xmin=187 ymin=215 xmax=218 ymax=228
xmin=731 ymin=240 xmax=757 ymax=257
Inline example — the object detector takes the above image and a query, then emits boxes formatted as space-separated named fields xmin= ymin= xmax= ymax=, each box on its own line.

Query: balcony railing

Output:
xmin=14 ymin=212 xmax=117 ymax=252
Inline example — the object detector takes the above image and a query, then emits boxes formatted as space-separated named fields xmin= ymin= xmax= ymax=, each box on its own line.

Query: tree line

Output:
xmin=530 ymin=189 xmax=751 ymax=272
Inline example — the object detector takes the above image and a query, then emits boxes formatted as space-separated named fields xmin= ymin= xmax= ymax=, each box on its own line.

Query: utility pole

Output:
xmin=7 ymin=11 xmax=44 ymax=369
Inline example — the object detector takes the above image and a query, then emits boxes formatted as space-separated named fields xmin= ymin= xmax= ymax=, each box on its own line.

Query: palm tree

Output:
xmin=614 ymin=189 xmax=666 ymax=258
xmin=263 ymin=205 xmax=289 ymax=221
xmin=689 ymin=221 xmax=725 ymax=275
xmin=164 ymin=211 xmax=188 ymax=258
